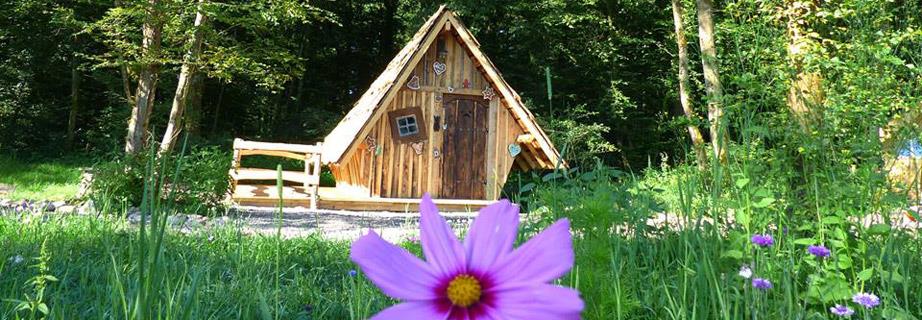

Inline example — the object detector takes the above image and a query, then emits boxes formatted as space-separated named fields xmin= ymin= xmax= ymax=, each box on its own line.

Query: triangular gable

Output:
xmin=322 ymin=7 xmax=563 ymax=169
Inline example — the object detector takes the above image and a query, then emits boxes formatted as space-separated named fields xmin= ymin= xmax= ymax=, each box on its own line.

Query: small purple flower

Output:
xmin=751 ymin=278 xmax=772 ymax=290
xmin=807 ymin=245 xmax=831 ymax=258
xmin=348 ymin=269 xmax=358 ymax=277
xmin=852 ymin=292 xmax=880 ymax=309
xmin=751 ymin=234 xmax=774 ymax=247
xmin=830 ymin=304 xmax=854 ymax=317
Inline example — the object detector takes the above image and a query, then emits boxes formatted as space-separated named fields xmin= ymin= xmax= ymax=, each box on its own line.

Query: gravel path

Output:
xmin=225 ymin=206 xmax=477 ymax=242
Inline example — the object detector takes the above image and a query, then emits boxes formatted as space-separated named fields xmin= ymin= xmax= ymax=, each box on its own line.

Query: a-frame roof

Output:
xmin=322 ymin=6 xmax=563 ymax=169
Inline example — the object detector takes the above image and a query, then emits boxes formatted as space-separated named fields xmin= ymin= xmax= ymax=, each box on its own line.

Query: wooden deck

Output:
xmin=233 ymin=185 xmax=491 ymax=212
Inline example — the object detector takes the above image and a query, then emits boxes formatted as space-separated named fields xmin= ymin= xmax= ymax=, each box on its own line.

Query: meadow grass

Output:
xmin=2 ymin=142 xmax=922 ymax=319
xmin=0 ymin=156 xmax=87 ymax=201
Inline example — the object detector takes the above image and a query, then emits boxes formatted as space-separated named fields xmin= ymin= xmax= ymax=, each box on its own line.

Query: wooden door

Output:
xmin=441 ymin=94 xmax=488 ymax=199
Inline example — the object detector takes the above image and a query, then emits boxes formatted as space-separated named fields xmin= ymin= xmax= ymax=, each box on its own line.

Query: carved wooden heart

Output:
xmin=433 ymin=61 xmax=447 ymax=75
xmin=508 ymin=143 xmax=522 ymax=157
xmin=407 ymin=75 xmax=421 ymax=90
xmin=411 ymin=141 xmax=424 ymax=155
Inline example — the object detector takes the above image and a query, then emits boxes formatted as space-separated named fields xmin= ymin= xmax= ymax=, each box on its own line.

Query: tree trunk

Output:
xmin=121 ymin=65 xmax=135 ymax=104
xmin=159 ymin=0 xmax=208 ymax=154
xmin=210 ymin=81 xmax=225 ymax=136
xmin=672 ymin=0 xmax=708 ymax=170
xmin=696 ymin=0 xmax=727 ymax=162
xmin=785 ymin=0 xmax=824 ymax=133
xmin=125 ymin=0 xmax=164 ymax=154
xmin=66 ymin=67 xmax=80 ymax=150
xmin=185 ymin=73 xmax=204 ymax=135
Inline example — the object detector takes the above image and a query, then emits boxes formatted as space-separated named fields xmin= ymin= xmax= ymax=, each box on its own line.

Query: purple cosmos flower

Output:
xmin=751 ymin=234 xmax=774 ymax=247
xmin=350 ymin=194 xmax=584 ymax=319
xmin=830 ymin=304 xmax=854 ymax=317
xmin=852 ymin=292 xmax=880 ymax=309
xmin=751 ymin=278 xmax=772 ymax=290
xmin=807 ymin=245 xmax=831 ymax=258
xmin=738 ymin=266 xmax=752 ymax=279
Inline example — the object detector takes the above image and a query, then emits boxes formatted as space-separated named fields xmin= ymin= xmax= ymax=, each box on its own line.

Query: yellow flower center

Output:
xmin=445 ymin=274 xmax=482 ymax=307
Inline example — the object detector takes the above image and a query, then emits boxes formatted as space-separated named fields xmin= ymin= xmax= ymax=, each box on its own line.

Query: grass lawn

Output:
xmin=2 ymin=153 xmax=922 ymax=319
xmin=2 ymin=203 xmax=921 ymax=319
xmin=0 ymin=156 xmax=88 ymax=201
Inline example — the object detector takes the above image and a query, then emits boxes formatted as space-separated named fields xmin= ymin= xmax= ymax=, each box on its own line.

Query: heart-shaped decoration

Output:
xmin=482 ymin=86 xmax=496 ymax=101
xmin=463 ymin=79 xmax=471 ymax=89
xmin=508 ymin=143 xmax=522 ymax=157
xmin=375 ymin=145 xmax=383 ymax=156
xmin=433 ymin=61 xmax=447 ymax=75
xmin=411 ymin=141 xmax=424 ymax=155
xmin=407 ymin=75 xmax=420 ymax=90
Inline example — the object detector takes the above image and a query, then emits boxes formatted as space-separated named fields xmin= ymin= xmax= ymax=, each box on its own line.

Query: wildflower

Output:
xmin=348 ymin=269 xmax=358 ymax=277
xmin=852 ymin=292 xmax=880 ymax=309
xmin=350 ymin=194 xmax=583 ymax=319
xmin=738 ymin=266 xmax=752 ymax=279
xmin=751 ymin=278 xmax=772 ymax=290
xmin=8 ymin=255 xmax=23 ymax=265
xmin=830 ymin=304 xmax=854 ymax=317
xmin=751 ymin=234 xmax=774 ymax=247
xmin=807 ymin=245 xmax=831 ymax=258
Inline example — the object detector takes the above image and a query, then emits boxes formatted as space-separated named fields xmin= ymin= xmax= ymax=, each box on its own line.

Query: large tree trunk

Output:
xmin=66 ymin=67 xmax=80 ymax=150
xmin=696 ymin=0 xmax=727 ymax=162
xmin=159 ymin=0 xmax=208 ymax=154
xmin=672 ymin=0 xmax=708 ymax=170
xmin=785 ymin=0 xmax=824 ymax=133
xmin=125 ymin=0 xmax=164 ymax=154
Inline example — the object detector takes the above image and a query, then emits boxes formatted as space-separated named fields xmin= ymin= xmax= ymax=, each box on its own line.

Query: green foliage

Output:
xmin=90 ymin=144 xmax=230 ymax=214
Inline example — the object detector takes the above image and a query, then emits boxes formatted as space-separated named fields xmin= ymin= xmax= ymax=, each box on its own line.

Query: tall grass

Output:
xmin=4 ymin=132 xmax=922 ymax=320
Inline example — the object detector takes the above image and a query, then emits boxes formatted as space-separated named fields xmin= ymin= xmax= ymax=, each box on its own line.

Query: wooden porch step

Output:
xmin=232 ymin=184 xmax=313 ymax=207
xmin=230 ymin=168 xmax=320 ymax=185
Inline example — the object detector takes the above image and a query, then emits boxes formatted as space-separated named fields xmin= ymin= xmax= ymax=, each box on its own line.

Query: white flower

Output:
xmin=9 ymin=255 xmax=23 ymax=265
xmin=739 ymin=265 xmax=752 ymax=279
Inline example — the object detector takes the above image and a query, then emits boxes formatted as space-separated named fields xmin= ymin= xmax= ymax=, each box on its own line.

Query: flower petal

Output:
xmin=489 ymin=219 xmax=574 ymax=287
xmin=464 ymin=200 xmax=520 ymax=273
xmin=371 ymin=301 xmax=450 ymax=320
xmin=491 ymin=284 xmax=583 ymax=320
xmin=350 ymin=230 xmax=440 ymax=300
xmin=420 ymin=193 xmax=466 ymax=276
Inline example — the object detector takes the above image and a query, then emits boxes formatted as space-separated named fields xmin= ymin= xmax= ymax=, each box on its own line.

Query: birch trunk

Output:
xmin=672 ymin=0 xmax=708 ymax=169
xmin=696 ymin=0 xmax=727 ymax=162
xmin=125 ymin=0 xmax=163 ymax=154
xmin=159 ymin=0 xmax=208 ymax=154
xmin=66 ymin=67 xmax=80 ymax=150
xmin=785 ymin=0 xmax=824 ymax=133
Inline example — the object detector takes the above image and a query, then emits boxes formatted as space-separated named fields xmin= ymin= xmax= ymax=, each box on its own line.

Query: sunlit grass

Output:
xmin=0 ymin=156 xmax=86 ymax=201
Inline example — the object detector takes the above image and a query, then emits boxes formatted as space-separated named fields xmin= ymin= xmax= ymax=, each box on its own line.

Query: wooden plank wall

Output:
xmin=332 ymin=32 xmax=526 ymax=200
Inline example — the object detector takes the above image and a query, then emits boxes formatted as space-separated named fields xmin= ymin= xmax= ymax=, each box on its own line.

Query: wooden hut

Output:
xmin=231 ymin=6 xmax=563 ymax=211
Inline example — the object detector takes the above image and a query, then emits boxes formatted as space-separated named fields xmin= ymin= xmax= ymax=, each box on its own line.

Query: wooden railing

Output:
xmin=230 ymin=138 xmax=322 ymax=209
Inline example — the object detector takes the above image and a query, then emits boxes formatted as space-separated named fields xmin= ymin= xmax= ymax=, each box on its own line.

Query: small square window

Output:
xmin=387 ymin=107 xmax=427 ymax=143
xmin=396 ymin=115 xmax=419 ymax=137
